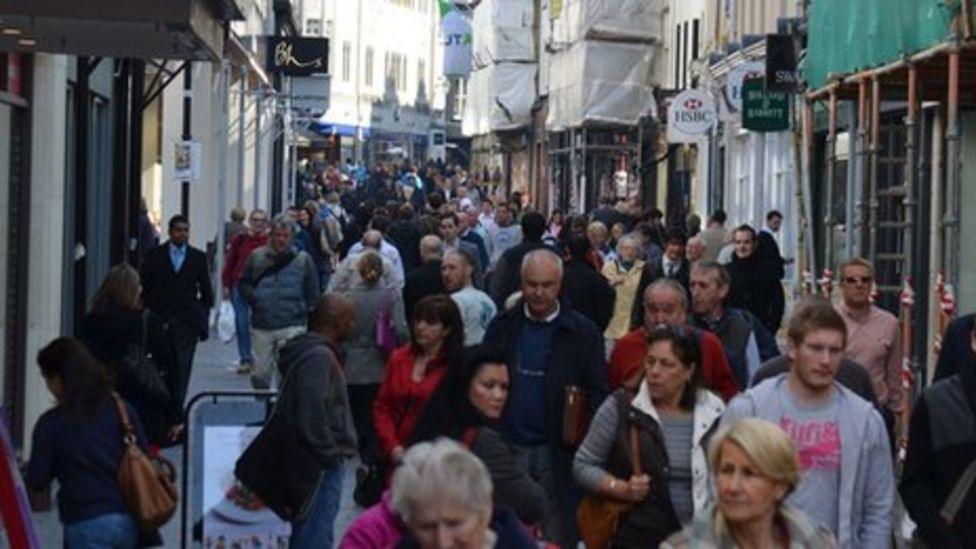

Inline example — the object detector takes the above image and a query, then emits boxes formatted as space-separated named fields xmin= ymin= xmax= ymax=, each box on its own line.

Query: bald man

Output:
xmin=483 ymin=249 xmax=607 ymax=547
xmin=403 ymin=235 xmax=447 ymax=321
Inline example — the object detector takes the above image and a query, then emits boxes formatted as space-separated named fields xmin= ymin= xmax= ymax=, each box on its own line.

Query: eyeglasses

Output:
xmin=251 ymin=217 xmax=268 ymax=223
xmin=842 ymin=276 xmax=872 ymax=286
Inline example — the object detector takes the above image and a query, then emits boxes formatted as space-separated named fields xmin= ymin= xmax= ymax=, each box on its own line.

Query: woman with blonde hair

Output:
xmin=662 ymin=418 xmax=836 ymax=548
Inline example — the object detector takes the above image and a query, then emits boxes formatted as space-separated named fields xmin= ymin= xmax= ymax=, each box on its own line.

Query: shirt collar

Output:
xmin=169 ymin=241 xmax=187 ymax=253
xmin=631 ymin=381 xmax=660 ymax=422
xmin=523 ymin=302 xmax=561 ymax=323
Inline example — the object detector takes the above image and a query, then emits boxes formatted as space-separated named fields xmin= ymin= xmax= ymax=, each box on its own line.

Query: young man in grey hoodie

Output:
xmin=721 ymin=299 xmax=893 ymax=549
xmin=275 ymin=294 xmax=358 ymax=548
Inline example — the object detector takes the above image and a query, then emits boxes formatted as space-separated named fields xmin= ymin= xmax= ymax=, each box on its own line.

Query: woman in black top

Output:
xmin=28 ymin=337 xmax=149 ymax=548
xmin=410 ymin=344 xmax=545 ymax=525
xmin=83 ymin=264 xmax=171 ymax=445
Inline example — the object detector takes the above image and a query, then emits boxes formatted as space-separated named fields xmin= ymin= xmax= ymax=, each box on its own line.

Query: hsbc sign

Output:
xmin=668 ymin=89 xmax=716 ymax=143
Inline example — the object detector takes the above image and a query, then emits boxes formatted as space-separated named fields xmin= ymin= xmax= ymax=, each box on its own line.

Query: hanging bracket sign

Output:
xmin=725 ymin=61 xmax=765 ymax=112
xmin=267 ymin=37 xmax=330 ymax=76
xmin=742 ymin=77 xmax=790 ymax=132
xmin=667 ymin=89 xmax=716 ymax=144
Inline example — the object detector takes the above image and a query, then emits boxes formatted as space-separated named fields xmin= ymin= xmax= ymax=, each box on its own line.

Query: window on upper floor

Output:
xmin=305 ymin=18 xmax=321 ymax=36
xmin=342 ymin=42 xmax=351 ymax=82
xmin=386 ymin=52 xmax=407 ymax=92
xmin=365 ymin=47 xmax=375 ymax=88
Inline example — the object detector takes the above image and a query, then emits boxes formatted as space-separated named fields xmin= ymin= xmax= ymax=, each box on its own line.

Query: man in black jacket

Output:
xmin=403 ymin=235 xmax=446 ymax=321
xmin=386 ymin=203 xmax=422 ymax=274
xmin=139 ymin=215 xmax=213 ymax=429
xmin=901 ymin=322 xmax=976 ymax=547
xmin=489 ymin=211 xmax=549 ymax=307
xmin=484 ymin=249 xmax=608 ymax=547
xmin=725 ymin=224 xmax=785 ymax=334
xmin=561 ymin=237 xmax=614 ymax=331
xmin=935 ymin=313 xmax=976 ymax=381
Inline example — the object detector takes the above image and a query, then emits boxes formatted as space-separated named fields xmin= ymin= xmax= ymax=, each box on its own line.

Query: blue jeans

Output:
xmin=64 ymin=513 xmax=138 ymax=549
xmin=231 ymin=286 xmax=252 ymax=363
xmin=290 ymin=464 xmax=345 ymax=549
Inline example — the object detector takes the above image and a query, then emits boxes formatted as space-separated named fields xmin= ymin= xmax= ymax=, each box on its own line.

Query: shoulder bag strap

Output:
xmin=110 ymin=392 xmax=137 ymax=446
xmin=616 ymin=391 xmax=643 ymax=477
xmin=628 ymin=424 xmax=642 ymax=476
xmin=941 ymin=457 xmax=976 ymax=524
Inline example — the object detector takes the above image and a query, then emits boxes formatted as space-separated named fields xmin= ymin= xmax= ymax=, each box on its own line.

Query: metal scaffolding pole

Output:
xmin=857 ymin=79 xmax=870 ymax=257
xmin=868 ymin=76 xmax=881 ymax=265
xmin=903 ymin=65 xmax=918 ymax=283
xmin=945 ymin=46 xmax=961 ymax=284
xmin=825 ymin=90 xmax=838 ymax=271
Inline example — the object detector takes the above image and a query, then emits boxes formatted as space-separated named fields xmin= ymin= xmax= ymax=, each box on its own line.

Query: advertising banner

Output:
xmin=441 ymin=1 xmax=472 ymax=76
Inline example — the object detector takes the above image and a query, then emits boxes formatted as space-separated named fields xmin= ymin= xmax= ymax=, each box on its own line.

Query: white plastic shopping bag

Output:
xmin=217 ymin=300 xmax=236 ymax=343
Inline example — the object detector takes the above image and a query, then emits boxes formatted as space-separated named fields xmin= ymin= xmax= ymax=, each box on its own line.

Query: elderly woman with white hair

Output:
xmin=662 ymin=419 xmax=836 ymax=548
xmin=354 ymin=438 xmax=537 ymax=549
xmin=601 ymin=233 xmax=648 ymax=342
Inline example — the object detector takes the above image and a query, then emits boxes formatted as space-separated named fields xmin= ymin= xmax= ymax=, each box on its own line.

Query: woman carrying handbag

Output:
xmin=27 ymin=337 xmax=175 ymax=548
xmin=573 ymin=326 xmax=725 ymax=548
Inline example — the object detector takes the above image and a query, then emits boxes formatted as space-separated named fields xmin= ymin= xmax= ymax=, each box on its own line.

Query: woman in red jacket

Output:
xmin=373 ymin=295 xmax=464 ymax=464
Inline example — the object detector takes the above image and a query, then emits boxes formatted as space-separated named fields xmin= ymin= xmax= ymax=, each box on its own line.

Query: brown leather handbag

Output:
xmin=112 ymin=392 xmax=178 ymax=532
xmin=562 ymin=385 xmax=590 ymax=447
xmin=578 ymin=410 xmax=643 ymax=549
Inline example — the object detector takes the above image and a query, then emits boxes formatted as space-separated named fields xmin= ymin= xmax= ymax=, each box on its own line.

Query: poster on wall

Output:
xmin=440 ymin=1 xmax=472 ymax=76
xmin=173 ymin=140 xmax=202 ymax=182
xmin=201 ymin=426 xmax=291 ymax=548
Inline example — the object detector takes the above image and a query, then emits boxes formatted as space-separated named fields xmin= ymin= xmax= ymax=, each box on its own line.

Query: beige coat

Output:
xmin=601 ymin=259 xmax=645 ymax=339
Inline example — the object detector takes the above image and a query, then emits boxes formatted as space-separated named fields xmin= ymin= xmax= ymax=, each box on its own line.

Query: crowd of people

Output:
xmin=22 ymin=160 xmax=976 ymax=549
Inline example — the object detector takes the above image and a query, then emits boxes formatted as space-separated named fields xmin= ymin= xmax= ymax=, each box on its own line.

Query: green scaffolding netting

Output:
xmin=806 ymin=0 xmax=956 ymax=90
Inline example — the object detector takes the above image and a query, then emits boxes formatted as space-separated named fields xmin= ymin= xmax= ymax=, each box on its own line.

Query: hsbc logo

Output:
xmin=668 ymin=89 xmax=717 ymax=143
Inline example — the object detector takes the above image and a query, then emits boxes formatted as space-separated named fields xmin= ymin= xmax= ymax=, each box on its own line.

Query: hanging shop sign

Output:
xmin=667 ymin=89 xmax=716 ymax=144
xmin=742 ymin=77 xmax=790 ymax=132
xmin=725 ymin=61 xmax=765 ymax=112
xmin=267 ymin=37 xmax=330 ymax=76
xmin=440 ymin=2 xmax=472 ymax=76
xmin=766 ymin=34 xmax=799 ymax=93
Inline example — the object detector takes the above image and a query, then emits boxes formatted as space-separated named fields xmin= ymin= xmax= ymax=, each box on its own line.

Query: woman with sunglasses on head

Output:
xmin=573 ymin=326 xmax=725 ymax=547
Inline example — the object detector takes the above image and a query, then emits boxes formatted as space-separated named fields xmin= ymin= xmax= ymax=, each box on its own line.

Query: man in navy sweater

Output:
xmin=483 ymin=249 xmax=608 ymax=548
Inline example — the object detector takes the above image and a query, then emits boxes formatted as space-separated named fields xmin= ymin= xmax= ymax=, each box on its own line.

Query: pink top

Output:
xmin=338 ymin=492 xmax=405 ymax=549
xmin=836 ymin=302 xmax=904 ymax=413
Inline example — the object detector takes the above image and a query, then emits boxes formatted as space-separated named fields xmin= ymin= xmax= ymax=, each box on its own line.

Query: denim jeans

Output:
xmin=230 ymin=286 xmax=252 ymax=363
xmin=290 ymin=464 xmax=345 ymax=549
xmin=64 ymin=513 xmax=138 ymax=549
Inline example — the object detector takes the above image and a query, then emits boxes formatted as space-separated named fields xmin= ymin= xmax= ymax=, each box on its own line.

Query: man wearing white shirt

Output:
xmin=442 ymin=249 xmax=497 ymax=345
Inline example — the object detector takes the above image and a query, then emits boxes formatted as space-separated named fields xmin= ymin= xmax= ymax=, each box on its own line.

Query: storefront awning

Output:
xmin=309 ymin=122 xmax=370 ymax=139
xmin=806 ymin=0 xmax=954 ymax=90
xmin=0 ymin=0 xmax=246 ymax=61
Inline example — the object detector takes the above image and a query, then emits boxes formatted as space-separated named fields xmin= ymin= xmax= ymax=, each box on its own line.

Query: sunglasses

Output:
xmin=842 ymin=276 xmax=872 ymax=286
